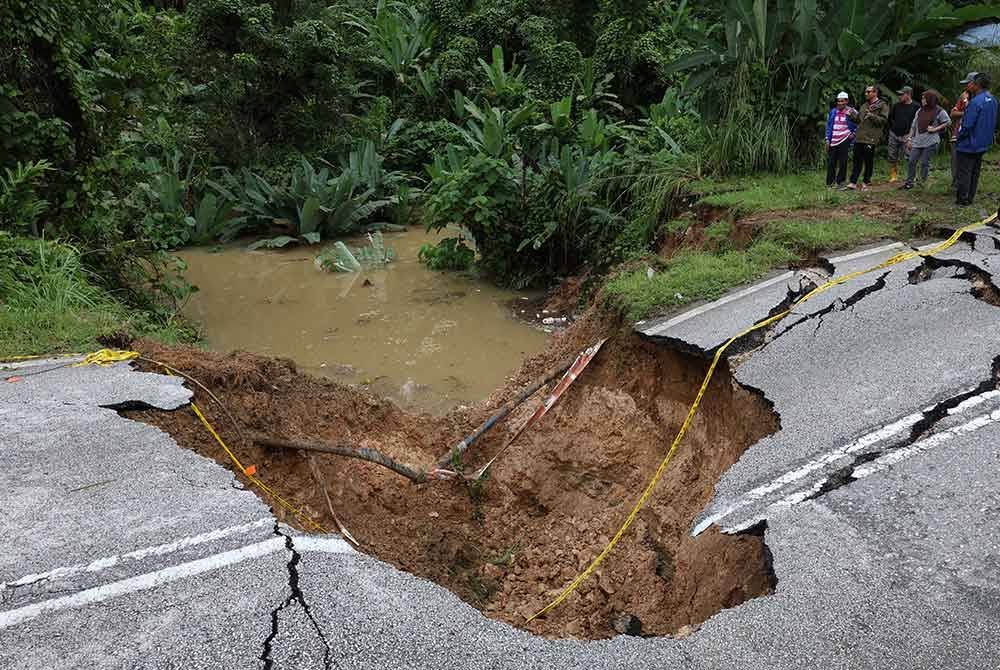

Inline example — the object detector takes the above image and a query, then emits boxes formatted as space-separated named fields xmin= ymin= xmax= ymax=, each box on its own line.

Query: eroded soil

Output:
xmin=130 ymin=310 xmax=779 ymax=639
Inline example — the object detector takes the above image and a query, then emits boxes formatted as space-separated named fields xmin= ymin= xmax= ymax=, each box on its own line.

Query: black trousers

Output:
xmin=955 ymin=151 xmax=984 ymax=205
xmin=826 ymin=142 xmax=850 ymax=185
xmin=850 ymin=142 xmax=876 ymax=184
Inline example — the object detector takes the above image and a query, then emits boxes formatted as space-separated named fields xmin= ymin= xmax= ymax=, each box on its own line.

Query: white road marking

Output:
xmin=638 ymin=271 xmax=795 ymax=334
xmin=0 ymin=356 xmax=86 ymax=371
xmin=693 ymin=389 xmax=1000 ymax=535
xmin=0 ymin=538 xmax=283 ymax=629
xmin=853 ymin=406 xmax=1000 ymax=479
xmin=0 ymin=532 xmax=355 ymax=629
xmin=723 ymin=404 xmax=1000 ymax=534
xmin=2 ymin=518 xmax=274 ymax=590
xmin=826 ymin=242 xmax=906 ymax=265
xmin=290 ymin=535 xmax=355 ymax=554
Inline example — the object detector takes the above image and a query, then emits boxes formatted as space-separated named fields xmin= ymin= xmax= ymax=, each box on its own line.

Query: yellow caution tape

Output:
xmin=189 ymin=402 xmax=328 ymax=533
xmin=74 ymin=349 xmax=140 ymax=367
xmin=528 ymin=212 xmax=998 ymax=622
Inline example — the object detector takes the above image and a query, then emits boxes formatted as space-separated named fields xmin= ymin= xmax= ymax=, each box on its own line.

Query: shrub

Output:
xmin=0 ymin=160 xmax=53 ymax=236
xmin=419 ymin=237 xmax=475 ymax=271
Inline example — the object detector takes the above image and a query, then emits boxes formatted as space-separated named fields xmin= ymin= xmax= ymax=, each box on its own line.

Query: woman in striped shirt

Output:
xmin=825 ymin=92 xmax=858 ymax=189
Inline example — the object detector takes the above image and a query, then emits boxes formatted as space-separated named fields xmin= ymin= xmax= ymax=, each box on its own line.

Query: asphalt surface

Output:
xmin=3 ymin=237 xmax=1000 ymax=668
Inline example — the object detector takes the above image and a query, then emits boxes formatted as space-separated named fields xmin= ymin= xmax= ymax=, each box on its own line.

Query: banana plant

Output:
xmin=449 ymin=90 xmax=469 ymax=120
xmin=190 ymin=193 xmax=233 ymax=244
xmin=533 ymin=95 xmax=574 ymax=135
xmin=577 ymin=110 xmax=612 ymax=155
xmin=412 ymin=62 xmax=439 ymax=100
xmin=455 ymin=99 xmax=535 ymax=158
xmin=478 ymin=45 xmax=526 ymax=100
xmin=426 ymin=144 xmax=466 ymax=181
xmin=0 ymin=159 xmax=52 ymax=237
xmin=346 ymin=0 xmax=436 ymax=84
xmin=138 ymin=151 xmax=194 ymax=219
xmin=209 ymin=158 xmax=392 ymax=247
xmin=574 ymin=58 xmax=622 ymax=112
xmin=669 ymin=0 xmax=1000 ymax=117
xmin=340 ymin=140 xmax=404 ymax=195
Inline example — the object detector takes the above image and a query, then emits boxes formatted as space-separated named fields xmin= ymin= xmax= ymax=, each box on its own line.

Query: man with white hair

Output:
xmin=825 ymin=92 xmax=857 ymax=189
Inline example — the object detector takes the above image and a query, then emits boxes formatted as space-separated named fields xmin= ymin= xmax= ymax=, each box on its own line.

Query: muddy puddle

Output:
xmin=178 ymin=228 xmax=549 ymax=413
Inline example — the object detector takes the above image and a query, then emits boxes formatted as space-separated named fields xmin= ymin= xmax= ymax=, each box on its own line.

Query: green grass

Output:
xmin=0 ymin=235 xmax=192 ymax=358
xmin=758 ymin=216 xmax=895 ymax=254
xmin=606 ymin=217 xmax=897 ymax=321
xmin=697 ymin=171 xmax=852 ymax=213
xmin=604 ymin=241 xmax=797 ymax=322
xmin=610 ymin=147 xmax=1000 ymax=322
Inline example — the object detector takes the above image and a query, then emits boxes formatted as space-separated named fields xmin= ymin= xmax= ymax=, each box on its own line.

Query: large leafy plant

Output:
xmin=209 ymin=157 xmax=392 ymax=248
xmin=347 ymin=0 xmax=437 ymax=86
xmin=0 ymin=160 xmax=53 ymax=237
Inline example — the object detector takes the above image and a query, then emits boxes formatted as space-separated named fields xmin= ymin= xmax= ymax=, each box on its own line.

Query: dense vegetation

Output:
xmin=2 ymin=0 xmax=998 ymax=353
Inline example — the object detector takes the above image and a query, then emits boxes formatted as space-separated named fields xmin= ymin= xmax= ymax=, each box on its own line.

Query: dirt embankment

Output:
xmin=130 ymin=310 xmax=779 ymax=639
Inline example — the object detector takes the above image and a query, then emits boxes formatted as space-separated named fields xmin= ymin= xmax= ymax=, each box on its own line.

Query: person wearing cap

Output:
xmin=900 ymin=90 xmax=950 ymax=190
xmin=846 ymin=84 xmax=889 ymax=191
xmin=955 ymin=72 xmax=998 ymax=206
xmin=887 ymin=86 xmax=920 ymax=183
xmin=950 ymin=72 xmax=978 ymax=190
xmin=825 ymin=92 xmax=857 ymax=188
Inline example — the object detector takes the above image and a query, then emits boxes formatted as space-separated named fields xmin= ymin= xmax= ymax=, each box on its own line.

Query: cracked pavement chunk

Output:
xmin=0 ymin=360 xmax=191 ymax=410
xmin=637 ymin=267 xmax=831 ymax=356
xmin=766 ymin=270 xmax=891 ymax=345
xmin=695 ymin=245 xmax=1000 ymax=535
xmin=804 ymin=355 xmax=1000 ymax=501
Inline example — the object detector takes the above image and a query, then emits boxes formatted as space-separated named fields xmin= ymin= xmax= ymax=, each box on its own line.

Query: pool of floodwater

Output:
xmin=178 ymin=228 xmax=550 ymax=414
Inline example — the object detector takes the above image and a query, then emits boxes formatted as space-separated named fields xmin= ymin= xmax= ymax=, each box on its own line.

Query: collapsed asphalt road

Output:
xmin=3 ymin=237 xmax=1000 ymax=668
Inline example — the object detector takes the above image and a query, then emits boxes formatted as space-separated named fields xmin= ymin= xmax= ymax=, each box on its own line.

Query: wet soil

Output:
xmin=129 ymin=309 xmax=779 ymax=640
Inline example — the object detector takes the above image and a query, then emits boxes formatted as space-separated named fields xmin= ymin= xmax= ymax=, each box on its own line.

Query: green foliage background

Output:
xmin=2 ymin=0 xmax=998 ymax=335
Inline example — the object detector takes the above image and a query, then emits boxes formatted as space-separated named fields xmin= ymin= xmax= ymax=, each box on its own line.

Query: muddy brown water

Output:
xmin=178 ymin=228 xmax=549 ymax=414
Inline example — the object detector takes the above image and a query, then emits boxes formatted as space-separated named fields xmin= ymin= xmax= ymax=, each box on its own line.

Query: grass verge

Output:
xmin=602 ymin=147 xmax=1000 ymax=323
xmin=0 ymin=234 xmax=193 ymax=358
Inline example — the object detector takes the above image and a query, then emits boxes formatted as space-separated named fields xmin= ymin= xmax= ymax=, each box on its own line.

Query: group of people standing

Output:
xmin=825 ymin=72 xmax=998 ymax=206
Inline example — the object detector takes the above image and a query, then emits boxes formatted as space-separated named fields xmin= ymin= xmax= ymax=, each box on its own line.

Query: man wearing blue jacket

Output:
xmin=955 ymin=72 xmax=998 ymax=206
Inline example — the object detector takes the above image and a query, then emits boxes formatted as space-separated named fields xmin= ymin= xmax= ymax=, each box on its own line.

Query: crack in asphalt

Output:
xmin=805 ymin=354 xmax=1000 ymax=501
xmin=260 ymin=522 xmax=332 ymax=670
xmin=772 ymin=271 xmax=891 ymax=343
xmin=726 ymin=276 xmax=823 ymax=356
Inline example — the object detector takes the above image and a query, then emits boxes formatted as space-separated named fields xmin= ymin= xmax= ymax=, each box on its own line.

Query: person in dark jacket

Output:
xmin=887 ymin=86 xmax=920 ymax=183
xmin=847 ymin=84 xmax=889 ymax=191
xmin=950 ymin=72 xmax=977 ymax=190
xmin=826 ymin=92 xmax=857 ymax=188
xmin=955 ymin=72 xmax=999 ymax=206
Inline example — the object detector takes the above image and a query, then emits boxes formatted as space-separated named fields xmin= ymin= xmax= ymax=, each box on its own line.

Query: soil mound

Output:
xmin=132 ymin=310 xmax=779 ymax=639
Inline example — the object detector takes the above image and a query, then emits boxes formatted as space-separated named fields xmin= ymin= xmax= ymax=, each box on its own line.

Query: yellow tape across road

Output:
xmin=528 ymin=212 xmax=999 ymax=622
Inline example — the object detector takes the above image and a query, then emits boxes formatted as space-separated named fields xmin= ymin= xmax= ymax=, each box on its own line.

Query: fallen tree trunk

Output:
xmin=257 ymin=437 xmax=429 ymax=483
